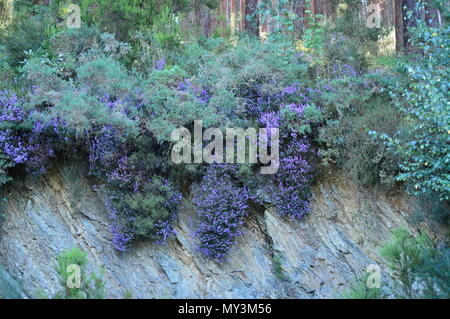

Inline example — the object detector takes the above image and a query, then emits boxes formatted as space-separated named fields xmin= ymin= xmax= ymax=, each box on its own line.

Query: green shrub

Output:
xmin=339 ymin=272 xmax=381 ymax=299
xmin=36 ymin=247 xmax=105 ymax=299
xmin=381 ymin=228 xmax=450 ymax=299
xmin=378 ymin=19 xmax=450 ymax=201
xmin=316 ymin=73 xmax=402 ymax=189
xmin=0 ymin=4 xmax=57 ymax=67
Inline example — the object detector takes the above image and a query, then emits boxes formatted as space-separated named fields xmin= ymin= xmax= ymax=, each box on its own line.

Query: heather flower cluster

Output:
xmin=0 ymin=90 xmax=60 ymax=177
xmin=331 ymin=63 xmax=358 ymax=78
xmin=192 ymin=165 xmax=253 ymax=261
xmin=249 ymin=83 xmax=317 ymax=219
xmin=100 ymin=177 xmax=182 ymax=252
xmin=177 ymin=79 xmax=211 ymax=104
xmin=189 ymin=82 xmax=318 ymax=259
xmin=0 ymin=90 xmax=25 ymax=123
xmin=270 ymin=134 xmax=312 ymax=219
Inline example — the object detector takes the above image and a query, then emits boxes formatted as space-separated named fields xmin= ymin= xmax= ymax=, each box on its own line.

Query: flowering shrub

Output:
xmin=0 ymin=90 xmax=60 ymax=180
xmin=192 ymin=165 xmax=253 ymax=261
xmin=1 ymin=32 xmax=320 ymax=260
xmin=270 ymin=134 xmax=313 ymax=219
xmin=249 ymin=82 xmax=318 ymax=219
xmin=100 ymin=177 xmax=182 ymax=251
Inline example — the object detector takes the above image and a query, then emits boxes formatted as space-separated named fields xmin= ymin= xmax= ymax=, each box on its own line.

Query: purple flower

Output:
xmin=192 ymin=165 xmax=253 ymax=261
xmin=155 ymin=58 xmax=166 ymax=70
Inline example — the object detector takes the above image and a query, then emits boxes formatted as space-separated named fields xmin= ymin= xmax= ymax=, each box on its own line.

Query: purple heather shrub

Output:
xmin=88 ymin=125 xmax=131 ymax=184
xmin=105 ymin=155 xmax=133 ymax=186
xmin=271 ymin=134 xmax=313 ymax=219
xmin=23 ymin=118 xmax=67 ymax=176
xmin=193 ymin=87 xmax=210 ymax=104
xmin=283 ymin=103 xmax=307 ymax=114
xmin=192 ymin=164 xmax=253 ymax=261
xmin=99 ymin=95 xmax=122 ymax=110
xmin=155 ymin=58 xmax=166 ymax=70
xmin=260 ymin=111 xmax=281 ymax=129
xmin=177 ymin=79 xmax=210 ymax=104
xmin=332 ymin=63 xmax=358 ymax=78
xmin=244 ymin=82 xmax=313 ymax=120
xmin=105 ymin=198 xmax=135 ymax=252
xmin=255 ymin=89 xmax=314 ymax=219
xmin=25 ymin=137 xmax=56 ymax=176
xmin=0 ymin=127 xmax=58 ymax=177
xmin=110 ymin=223 xmax=135 ymax=252
xmin=282 ymin=85 xmax=298 ymax=95
xmin=0 ymin=130 xmax=30 ymax=164
xmin=154 ymin=178 xmax=183 ymax=242
xmin=177 ymin=79 xmax=193 ymax=91
xmin=98 ymin=176 xmax=182 ymax=252
xmin=1 ymin=90 xmax=66 ymax=176
xmin=0 ymin=90 xmax=26 ymax=123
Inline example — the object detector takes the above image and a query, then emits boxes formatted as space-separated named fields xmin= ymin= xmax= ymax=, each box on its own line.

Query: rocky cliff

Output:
xmin=0 ymin=163 xmax=446 ymax=298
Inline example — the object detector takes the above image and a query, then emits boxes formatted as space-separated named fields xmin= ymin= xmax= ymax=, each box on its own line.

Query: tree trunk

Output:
xmin=293 ymin=0 xmax=305 ymax=36
xmin=402 ymin=0 xmax=419 ymax=52
xmin=244 ymin=0 xmax=259 ymax=36
xmin=425 ymin=3 xmax=441 ymax=28
xmin=394 ymin=0 xmax=405 ymax=51
xmin=0 ymin=0 xmax=13 ymax=27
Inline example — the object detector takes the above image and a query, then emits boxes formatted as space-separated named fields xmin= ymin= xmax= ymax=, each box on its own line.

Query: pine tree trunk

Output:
xmin=402 ymin=0 xmax=418 ymax=52
xmin=244 ymin=0 xmax=259 ymax=36
xmin=293 ymin=0 xmax=305 ymax=36
xmin=395 ymin=0 xmax=405 ymax=51
xmin=425 ymin=3 xmax=441 ymax=28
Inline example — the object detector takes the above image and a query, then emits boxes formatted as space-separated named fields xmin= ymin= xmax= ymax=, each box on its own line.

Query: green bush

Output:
xmin=342 ymin=228 xmax=449 ymax=299
xmin=36 ymin=247 xmax=105 ymax=299
xmin=0 ymin=4 xmax=57 ymax=67
xmin=339 ymin=272 xmax=381 ymax=299
xmin=316 ymin=73 xmax=402 ymax=189
xmin=381 ymin=228 xmax=449 ymax=299
xmin=378 ymin=18 xmax=450 ymax=201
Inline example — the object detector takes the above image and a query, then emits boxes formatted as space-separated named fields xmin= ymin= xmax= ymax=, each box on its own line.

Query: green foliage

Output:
xmin=342 ymin=228 xmax=449 ymax=299
xmin=38 ymin=247 xmax=106 ymax=299
xmin=0 ymin=5 xmax=56 ymax=67
xmin=20 ymin=34 xmax=138 ymax=135
xmin=301 ymin=0 xmax=324 ymax=51
xmin=410 ymin=193 xmax=449 ymax=225
xmin=49 ymin=0 xmax=217 ymax=43
xmin=272 ymin=253 xmax=286 ymax=280
xmin=111 ymin=177 xmax=179 ymax=240
xmin=316 ymin=72 xmax=402 ymax=189
xmin=381 ymin=228 xmax=450 ymax=299
xmin=375 ymin=6 xmax=450 ymax=201
xmin=319 ymin=2 xmax=387 ymax=74
xmin=0 ymin=155 xmax=13 ymax=186
xmin=196 ymin=37 xmax=308 ymax=95
xmin=339 ymin=272 xmax=381 ymax=299
xmin=0 ymin=0 xmax=448 ymax=263
xmin=257 ymin=0 xmax=300 ymax=41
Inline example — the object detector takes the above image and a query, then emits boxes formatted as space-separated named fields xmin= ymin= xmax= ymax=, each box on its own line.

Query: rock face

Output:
xmin=0 ymin=164 xmax=445 ymax=298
